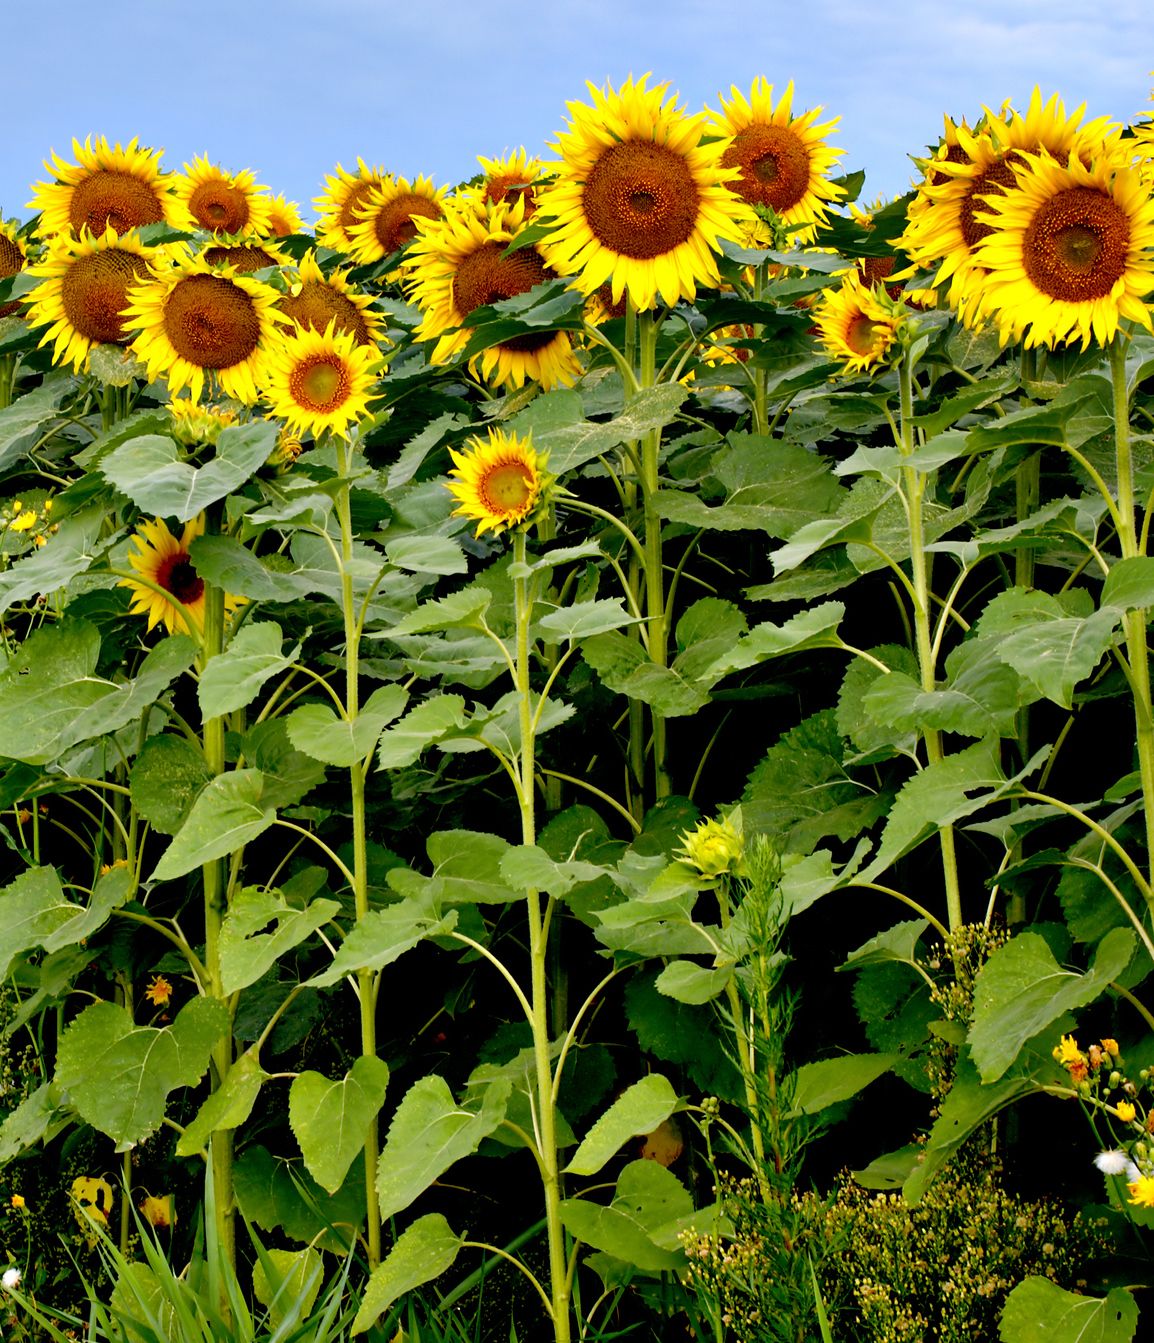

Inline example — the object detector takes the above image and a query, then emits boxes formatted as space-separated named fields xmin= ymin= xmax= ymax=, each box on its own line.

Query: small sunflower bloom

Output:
xmin=813 ymin=274 xmax=904 ymax=375
xmin=263 ymin=320 xmax=380 ymax=440
xmin=120 ymin=514 xmax=241 ymax=635
xmin=9 ymin=1194 xmax=25 ymax=1210
xmin=678 ymin=815 xmax=746 ymax=880
xmin=0 ymin=220 xmax=28 ymax=319
xmin=167 ymin=399 xmax=239 ymax=447
xmin=143 ymin=974 xmax=172 ymax=1007
xmin=446 ymin=430 xmax=550 ymax=538
xmin=169 ymin=156 xmax=272 ymax=236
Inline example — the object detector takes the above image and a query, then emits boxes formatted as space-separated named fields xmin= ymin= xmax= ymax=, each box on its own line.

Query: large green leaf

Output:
xmin=0 ymin=505 xmax=112 ymax=613
xmin=566 ymin=1075 xmax=680 ymax=1176
xmin=175 ymin=1048 xmax=266 ymax=1157
xmin=289 ymin=1056 xmax=390 ymax=1194
xmin=582 ymin=631 xmax=711 ymax=717
xmin=198 ymin=622 xmax=300 ymax=719
xmin=0 ymin=374 xmax=75 ymax=472
xmin=151 ymin=769 xmax=276 ymax=881
xmin=234 ymin=1144 xmax=366 ymax=1251
xmin=252 ymin=1247 xmax=323 ymax=1330
xmin=351 ymin=1214 xmax=463 ymax=1335
xmin=968 ymin=927 xmax=1135 ymax=1082
xmin=533 ymin=383 xmax=688 ymax=474
xmin=220 ymin=888 xmax=341 ymax=994
xmin=560 ymin=1160 xmax=691 ymax=1271
xmin=286 ymin=684 xmax=408 ymax=766
xmin=306 ymin=895 xmax=456 ymax=988
xmin=375 ymin=1074 xmax=511 ymax=1221
xmin=999 ymin=1277 xmax=1137 ymax=1343
xmin=786 ymin=1053 xmax=899 ymax=1117
xmin=388 ymin=829 xmax=519 ymax=905
xmin=0 ymin=865 xmax=130 ymax=978
xmin=376 ymin=695 xmax=469 ymax=768
xmin=56 ymin=997 xmax=228 ymax=1145
xmin=129 ymin=734 xmax=212 ymax=836
xmin=188 ymin=534 xmax=310 ymax=602
xmin=102 ymin=420 xmax=279 ymax=521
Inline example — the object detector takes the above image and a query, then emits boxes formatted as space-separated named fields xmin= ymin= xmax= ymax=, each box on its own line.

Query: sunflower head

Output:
xmin=314 ymin=159 xmax=390 ymax=250
xmin=167 ymin=398 xmax=239 ymax=447
xmin=170 ymin=157 xmax=272 ymax=236
xmin=536 ymin=75 xmax=753 ymax=311
xmin=472 ymin=149 xmax=546 ymax=216
xmin=446 ymin=429 xmax=551 ymax=537
xmin=199 ymin=238 xmax=287 ymax=274
xmin=121 ymin=514 xmax=242 ymax=635
xmin=0 ymin=220 xmax=29 ymax=319
xmin=813 ymin=273 xmax=906 ymax=375
xmin=346 ymin=175 xmax=449 ymax=264
xmin=264 ymin=319 xmax=380 ymax=440
xmin=22 ymin=225 xmax=156 ymax=373
xmin=261 ymin=193 xmax=305 ymax=237
xmin=122 ymin=247 xmax=286 ymax=403
xmin=278 ymin=249 xmax=386 ymax=347
xmin=29 ymin=137 xmax=170 ymax=238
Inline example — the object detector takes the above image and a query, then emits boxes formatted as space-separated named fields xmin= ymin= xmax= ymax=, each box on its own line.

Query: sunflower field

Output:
xmin=1 ymin=72 xmax=1154 ymax=1343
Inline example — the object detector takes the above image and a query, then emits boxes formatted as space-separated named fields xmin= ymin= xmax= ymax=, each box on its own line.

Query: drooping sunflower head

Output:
xmin=121 ymin=513 xmax=241 ymax=635
xmin=264 ymin=319 xmax=380 ymax=440
xmin=314 ymin=158 xmax=390 ymax=250
xmin=198 ymin=237 xmax=288 ymax=274
xmin=0 ymin=220 xmax=29 ymax=319
xmin=277 ymin=249 xmax=386 ymax=347
xmin=169 ymin=157 xmax=273 ymax=236
xmin=446 ymin=428 xmax=551 ymax=537
xmin=471 ymin=149 xmax=547 ymax=216
xmin=346 ymin=175 xmax=449 ymax=264
xmin=969 ymin=147 xmax=1154 ymax=350
xmin=22 ymin=225 xmax=156 ymax=373
xmin=535 ymin=74 xmax=755 ymax=311
xmin=261 ymin=193 xmax=305 ymax=237
xmin=167 ymin=397 xmax=239 ymax=447
xmin=406 ymin=197 xmax=582 ymax=390
xmin=708 ymin=78 xmax=844 ymax=242
xmin=122 ymin=247 xmax=286 ymax=403
xmin=29 ymin=137 xmax=170 ymax=239
xmin=813 ymin=273 xmax=905 ymax=375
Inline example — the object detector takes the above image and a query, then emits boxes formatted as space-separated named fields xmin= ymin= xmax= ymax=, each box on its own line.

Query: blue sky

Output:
xmin=5 ymin=0 xmax=1152 ymax=224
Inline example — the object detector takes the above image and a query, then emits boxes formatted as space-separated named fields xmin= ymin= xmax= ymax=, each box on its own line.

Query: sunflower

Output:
xmin=169 ymin=157 xmax=272 ymax=236
xmin=406 ymin=197 xmax=582 ymax=390
xmin=199 ymin=238 xmax=288 ymax=273
xmin=29 ymin=137 xmax=170 ymax=238
xmin=900 ymin=90 xmax=1119 ymax=317
xmin=263 ymin=320 xmax=379 ymax=439
xmin=314 ymin=159 xmax=389 ymax=250
xmin=708 ymin=79 xmax=844 ymax=243
xmin=0 ymin=221 xmax=28 ymax=319
xmin=536 ymin=76 xmax=752 ymax=311
xmin=21 ymin=226 xmax=155 ymax=372
xmin=121 ymin=514 xmax=241 ymax=635
xmin=445 ymin=428 xmax=550 ymax=537
xmin=346 ymin=175 xmax=449 ymax=264
xmin=261 ymin=193 xmax=305 ymax=237
xmin=813 ymin=274 xmax=905 ymax=374
xmin=167 ymin=398 xmax=239 ymax=447
xmin=278 ymin=249 xmax=385 ymax=346
xmin=471 ymin=149 xmax=547 ymax=215
xmin=123 ymin=248 xmax=285 ymax=403
xmin=968 ymin=148 xmax=1154 ymax=350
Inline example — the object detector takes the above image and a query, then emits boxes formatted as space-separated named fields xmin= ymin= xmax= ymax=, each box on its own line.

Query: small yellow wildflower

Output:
xmin=1116 ymin=1101 xmax=1137 ymax=1124
xmin=1053 ymin=1035 xmax=1082 ymax=1064
xmin=1102 ymin=1038 xmax=1120 ymax=1057
xmin=1128 ymin=1174 xmax=1154 ymax=1208
xmin=9 ymin=510 xmax=37 ymax=532
xmin=9 ymin=1194 xmax=24 ymax=1209
xmin=143 ymin=974 xmax=172 ymax=1007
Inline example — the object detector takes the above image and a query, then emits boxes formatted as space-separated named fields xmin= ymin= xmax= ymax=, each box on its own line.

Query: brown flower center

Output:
xmin=723 ymin=124 xmax=812 ymax=214
xmin=582 ymin=140 xmax=701 ymax=259
xmin=61 ymin=249 xmax=152 ymax=345
xmin=1022 ymin=186 xmax=1130 ymax=302
xmin=279 ymin=281 xmax=371 ymax=345
xmin=453 ymin=241 xmax=557 ymax=353
xmin=481 ymin=460 xmax=534 ymax=515
xmin=0 ymin=234 xmax=24 ymax=319
xmin=960 ymin=153 xmax=1024 ymax=250
xmin=187 ymin=180 xmax=251 ymax=234
xmin=162 ymin=273 xmax=262 ymax=369
xmin=371 ymin=193 xmax=444 ymax=255
xmin=202 ymin=245 xmax=277 ymax=273
xmin=155 ymin=550 xmax=204 ymax=606
xmin=484 ymin=176 xmax=537 ymax=217
xmin=338 ymin=180 xmax=380 ymax=236
xmin=68 ymin=171 xmax=166 ymax=236
xmin=289 ymin=355 xmax=351 ymax=412
xmin=845 ymin=313 xmax=884 ymax=357
xmin=926 ymin=141 xmax=972 ymax=188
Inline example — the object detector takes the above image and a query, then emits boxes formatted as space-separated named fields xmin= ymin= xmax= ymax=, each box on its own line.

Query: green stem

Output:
xmin=334 ymin=434 xmax=382 ymax=1271
xmin=637 ymin=308 xmax=670 ymax=800
xmin=1110 ymin=335 xmax=1154 ymax=886
xmin=899 ymin=352 xmax=963 ymax=934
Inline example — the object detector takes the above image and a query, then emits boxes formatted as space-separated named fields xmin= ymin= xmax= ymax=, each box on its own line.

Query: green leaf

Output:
xmin=0 ymin=506 xmax=112 ymax=613
xmin=151 ymin=769 xmax=276 ymax=882
xmin=707 ymin=603 xmax=844 ymax=675
xmin=582 ymin=631 xmax=711 ymax=716
xmin=234 ymin=1145 xmax=366 ymax=1252
xmin=375 ymin=1074 xmax=511 ymax=1221
xmin=384 ymin=535 xmax=468 ymax=575
xmin=537 ymin=597 xmax=636 ymax=642
xmin=286 ymin=684 xmax=409 ymax=766
xmin=376 ymin=695 xmax=469 ymax=768
xmin=198 ymin=622 xmax=300 ymax=718
xmin=998 ymin=1277 xmax=1137 ymax=1343
xmin=1101 ymin=556 xmax=1154 ymax=612
xmin=0 ymin=1083 xmax=66 ymax=1163
xmin=498 ymin=845 xmax=606 ymax=898
xmin=0 ymin=865 xmax=131 ymax=977
xmin=786 ymin=1053 xmax=898 ymax=1116
xmin=290 ymin=1056 xmax=390 ymax=1194
xmin=565 ymin=1075 xmax=680 ymax=1176
xmin=220 ymin=888 xmax=341 ymax=995
xmin=0 ymin=374 xmax=75 ymax=472
xmin=102 ymin=420 xmax=279 ymax=521
xmin=863 ymin=656 xmax=1022 ymax=739
xmin=839 ymin=920 xmax=930 ymax=972
xmin=385 ymin=587 xmax=492 ymax=637
xmin=242 ymin=718 xmax=327 ymax=811
xmin=56 ymin=997 xmax=228 ymax=1145
xmin=996 ymin=607 xmax=1120 ymax=709
xmin=534 ymin=383 xmax=688 ymax=474
xmin=129 ymin=735 xmax=212 ymax=836
xmin=351 ymin=1215 xmax=463 ymax=1335
xmin=655 ymin=960 xmax=734 ymax=1005
xmin=306 ymin=896 xmax=456 ymax=988
xmin=388 ymin=829 xmax=518 ymax=905
xmin=175 ymin=1048 xmax=266 ymax=1157
xmin=968 ymin=928 xmax=1135 ymax=1082
xmin=252 ymin=1247 xmax=323 ymax=1330
xmin=188 ymin=534 xmax=309 ymax=602
xmin=559 ymin=1160 xmax=691 ymax=1271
